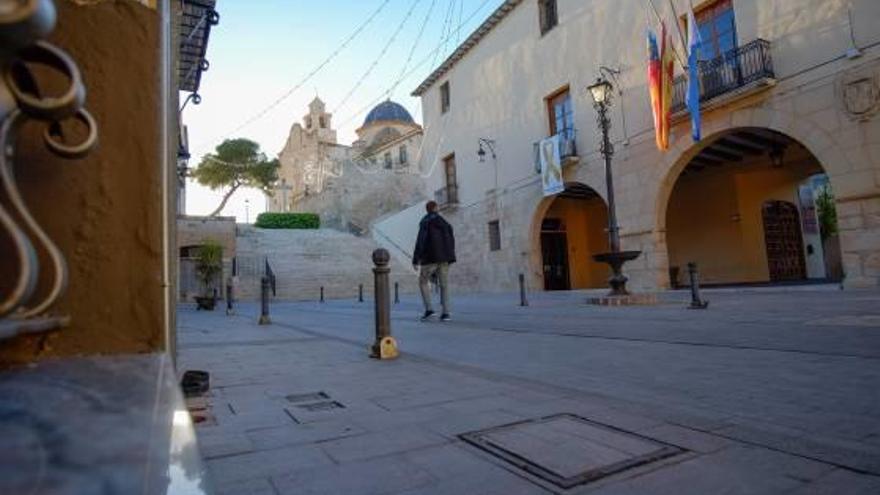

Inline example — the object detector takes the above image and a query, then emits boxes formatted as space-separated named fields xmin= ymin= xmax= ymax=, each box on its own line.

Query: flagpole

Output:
xmin=667 ymin=0 xmax=689 ymax=60
xmin=646 ymin=0 xmax=688 ymax=71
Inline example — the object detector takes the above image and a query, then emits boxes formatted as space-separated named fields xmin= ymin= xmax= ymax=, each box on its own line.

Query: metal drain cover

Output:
xmin=460 ymin=414 xmax=684 ymax=489
xmin=286 ymin=392 xmax=330 ymax=403
xmin=295 ymin=400 xmax=345 ymax=412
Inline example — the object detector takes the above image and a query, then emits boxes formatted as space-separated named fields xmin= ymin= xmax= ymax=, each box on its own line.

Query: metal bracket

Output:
xmin=0 ymin=0 xmax=98 ymax=340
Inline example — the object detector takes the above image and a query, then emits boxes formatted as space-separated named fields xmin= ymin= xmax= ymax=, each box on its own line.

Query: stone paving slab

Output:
xmin=177 ymin=287 xmax=880 ymax=494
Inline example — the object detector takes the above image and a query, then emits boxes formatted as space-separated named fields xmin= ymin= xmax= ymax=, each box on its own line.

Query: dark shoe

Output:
xmin=420 ymin=310 xmax=435 ymax=321
xmin=440 ymin=313 xmax=451 ymax=322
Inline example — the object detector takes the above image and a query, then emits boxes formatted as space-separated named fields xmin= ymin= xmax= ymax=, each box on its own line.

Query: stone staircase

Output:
xmin=234 ymin=226 xmax=418 ymax=301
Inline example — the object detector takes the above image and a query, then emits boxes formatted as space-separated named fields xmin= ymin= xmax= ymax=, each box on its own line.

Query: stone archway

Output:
xmin=658 ymin=125 xmax=844 ymax=287
xmin=528 ymin=182 xmax=610 ymax=290
xmin=649 ymin=107 xmax=855 ymax=288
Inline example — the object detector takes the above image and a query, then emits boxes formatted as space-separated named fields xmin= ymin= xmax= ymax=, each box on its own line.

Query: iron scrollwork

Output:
xmin=0 ymin=0 xmax=98 ymax=339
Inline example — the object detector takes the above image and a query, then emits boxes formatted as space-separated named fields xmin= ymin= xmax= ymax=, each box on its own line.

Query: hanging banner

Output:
xmin=539 ymin=135 xmax=564 ymax=197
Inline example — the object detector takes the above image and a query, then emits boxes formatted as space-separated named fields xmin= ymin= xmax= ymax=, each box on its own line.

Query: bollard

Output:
xmin=225 ymin=280 xmax=235 ymax=316
xmin=687 ymin=262 xmax=709 ymax=309
xmin=320 ymin=286 xmax=324 ymax=303
xmin=519 ymin=273 xmax=529 ymax=307
xmin=258 ymin=276 xmax=272 ymax=324
xmin=394 ymin=282 xmax=400 ymax=304
xmin=370 ymin=249 xmax=398 ymax=359
xmin=358 ymin=284 xmax=364 ymax=303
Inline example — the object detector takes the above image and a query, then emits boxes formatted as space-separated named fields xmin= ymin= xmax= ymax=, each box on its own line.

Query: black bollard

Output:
xmin=226 ymin=280 xmax=234 ymax=316
xmin=320 ymin=286 xmax=324 ymax=303
xmin=358 ymin=283 xmax=364 ymax=303
xmin=687 ymin=262 xmax=709 ymax=309
xmin=370 ymin=249 xmax=398 ymax=359
xmin=258 ymin=276 xmax=272 ymax=324
xmin=394 ymin=282 xmax=400 ymax=304
xmin=519 ymin=273 xmax=529 ymax=307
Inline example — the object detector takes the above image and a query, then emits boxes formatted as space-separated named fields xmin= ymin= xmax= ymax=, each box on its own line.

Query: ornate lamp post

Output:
xmin=587 ymin=76 xmax=641 ymax=296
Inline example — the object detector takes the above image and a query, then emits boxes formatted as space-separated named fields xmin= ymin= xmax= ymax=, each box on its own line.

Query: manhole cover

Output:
xmin=295 ymin=400 xmax=345 ymax=412
xmin=460 ymin=414 xmax=684 ymax=489
xmin=285 ymin=391 xmax=330 ymax=403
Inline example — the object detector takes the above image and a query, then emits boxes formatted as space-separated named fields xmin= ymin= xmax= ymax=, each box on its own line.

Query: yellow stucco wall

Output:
xmin=544 ymin=198 xmax=609 ymax=288
xmin=667 ymin=157 xmax=823 ymax=285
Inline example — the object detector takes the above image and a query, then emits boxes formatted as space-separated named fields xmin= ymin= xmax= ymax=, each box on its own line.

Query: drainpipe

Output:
xmin=159 ymin=0 xmax=175 ymax=362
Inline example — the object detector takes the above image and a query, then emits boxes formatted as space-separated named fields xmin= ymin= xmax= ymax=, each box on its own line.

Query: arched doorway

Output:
xmin=664 ymin=128 xmax=843 ymax=287
xmin=536 ymin=183 xmax=610 ymax=290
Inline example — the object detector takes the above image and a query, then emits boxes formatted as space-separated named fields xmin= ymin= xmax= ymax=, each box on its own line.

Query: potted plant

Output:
xmin=194 ymin=240 xmax=223 ymax=310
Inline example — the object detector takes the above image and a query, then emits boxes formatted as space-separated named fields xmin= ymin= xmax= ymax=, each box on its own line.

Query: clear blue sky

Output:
xmin=183 ymin=0 xmax=505 ymax=220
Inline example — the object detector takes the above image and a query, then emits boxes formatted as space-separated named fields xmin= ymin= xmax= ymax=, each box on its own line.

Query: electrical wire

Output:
xmin=335 ymin=0 xmax=494 ymax=130
xmin=192 ymin=0 xmax=394 ymax=154
xmin=391 ymin=0 xmax=440 ymax=99
xmin=332 ymin=0 xmax=426 ymax=115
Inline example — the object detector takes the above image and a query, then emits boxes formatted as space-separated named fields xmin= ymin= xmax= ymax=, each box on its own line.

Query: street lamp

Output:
xmin=477 ymin=138 xmax=499 ymax=192
xmin=587 ymin=76 xmax=641 ymax=297
xmin=244 ymin=198 xmax=250 ymax=224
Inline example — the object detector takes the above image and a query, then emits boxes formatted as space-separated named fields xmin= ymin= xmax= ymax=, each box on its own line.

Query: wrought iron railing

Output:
xmin=1 ymin=0 xmax=98 ymax=340
xmin=434 ymin=184 xmax=459 ymax=208
xmin=672 ymin=39 xmax=774 ymax=113
xmin=533 ymin=128 xmax=578 ymax=174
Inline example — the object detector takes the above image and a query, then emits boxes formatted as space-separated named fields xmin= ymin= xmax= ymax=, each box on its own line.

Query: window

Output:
xmin=443 ymin=153 xmax=458 ymax=204
xmin=538 ymin=0 xmax=558 ymax=35
xmin=488 ymin=221 xmax=501 ymax=251
xmin=440 ymin=81 xmax=450 ymax=113
xmin=384 ymin=152 xmax=392 ymax=169
xmin=399 ymin=145 xmax=408 ymax=164
xmin=319 ymin=116 xmax=326 ymax=128
xmin=305 ymin=116 xmax=312 ymax=129
xmin=547 ymin=87 xmax=574 ymax=138
xmin=695 ymin=0 xmax=737 ymax=61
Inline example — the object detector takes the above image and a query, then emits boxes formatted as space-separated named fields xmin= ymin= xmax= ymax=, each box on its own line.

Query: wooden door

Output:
xmin=762 ymin=200 xmax=807 ymax=282
xmin=541 ymin=231 xmax=571 ymax=291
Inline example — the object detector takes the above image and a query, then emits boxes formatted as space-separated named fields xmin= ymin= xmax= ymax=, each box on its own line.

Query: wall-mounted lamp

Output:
xmin=769 ymin=141 xmax=786 ymax=168
xmin=477 ymin=138 xmax=497 ymax=163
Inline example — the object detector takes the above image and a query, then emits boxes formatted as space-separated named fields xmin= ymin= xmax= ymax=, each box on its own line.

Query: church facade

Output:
xmin=267 ymin=98 xmax=425 ymax=234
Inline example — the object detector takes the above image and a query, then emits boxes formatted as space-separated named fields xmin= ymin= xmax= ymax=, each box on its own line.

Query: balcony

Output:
xmin=435 ymin=184 xmax=459 ymax=209
xmin=533 ymin=128 xmax=578 ymax=174
xmin=672 ymin=39 xmax=775 ymax=114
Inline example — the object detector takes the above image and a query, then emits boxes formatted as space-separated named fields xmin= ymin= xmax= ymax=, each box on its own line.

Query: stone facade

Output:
xmin=390 ymin=0 xmax=880 ymax=293
xmin=268 ymin=99 xmax=425 ymax=233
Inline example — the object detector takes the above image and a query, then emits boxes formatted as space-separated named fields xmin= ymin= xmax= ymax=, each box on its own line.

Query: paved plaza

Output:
xmin=177 ymin=286 xmax=880 ymax=494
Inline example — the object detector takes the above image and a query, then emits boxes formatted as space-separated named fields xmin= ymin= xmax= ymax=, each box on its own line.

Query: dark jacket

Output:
xmin=413 ymin=212 xmax=456 ymax=265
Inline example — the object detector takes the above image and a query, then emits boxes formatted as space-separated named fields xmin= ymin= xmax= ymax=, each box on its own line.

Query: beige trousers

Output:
xmin=418 ymin=263 xmax=450 ymax=314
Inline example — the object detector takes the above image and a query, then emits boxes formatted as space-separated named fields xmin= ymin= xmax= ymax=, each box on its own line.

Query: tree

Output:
xmin=192 ymin=138 xmax=279 ymax=217
xmin=816 ymin=185 xmax=838 ymax=242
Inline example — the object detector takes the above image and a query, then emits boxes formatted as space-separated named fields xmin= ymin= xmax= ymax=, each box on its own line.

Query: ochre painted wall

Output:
xmin=544 ymin=198 xmax=609 ymax=289
xmin=1 ymin=1 xmax=167 ymax=367
xmin=667 ymin=159 xmax=821 ymax=285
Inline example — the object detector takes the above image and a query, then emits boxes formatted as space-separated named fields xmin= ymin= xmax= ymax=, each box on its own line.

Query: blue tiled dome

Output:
xmin=363 ymin=100 xmax=414 ymax=126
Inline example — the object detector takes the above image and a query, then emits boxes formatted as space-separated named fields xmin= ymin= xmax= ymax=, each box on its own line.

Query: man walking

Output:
xmin=413 ymin=201 xmax=455 ymax=321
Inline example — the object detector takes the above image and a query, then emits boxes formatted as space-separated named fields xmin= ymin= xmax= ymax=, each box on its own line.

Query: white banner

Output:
xmin=539 ymin=135 xmax=564 ymax=197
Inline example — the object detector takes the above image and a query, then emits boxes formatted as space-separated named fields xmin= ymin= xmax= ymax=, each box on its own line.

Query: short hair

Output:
xmin=426 ymin=201 xmax=438 ymax=213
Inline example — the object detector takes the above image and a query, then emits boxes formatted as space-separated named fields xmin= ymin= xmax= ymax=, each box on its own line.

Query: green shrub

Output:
xmin=195 ymin=241 xmax=223 ymax=296
xmin=255 ymin=212 xmax=320 ymax=229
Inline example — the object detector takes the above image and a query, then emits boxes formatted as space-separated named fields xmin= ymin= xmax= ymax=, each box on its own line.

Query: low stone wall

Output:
xmin=234 ymin=227 xmax=419 ymax=301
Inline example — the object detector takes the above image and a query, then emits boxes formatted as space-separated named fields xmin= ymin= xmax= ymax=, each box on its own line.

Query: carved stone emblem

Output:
xmin=838 ymin=68 xmax=880 ymax=121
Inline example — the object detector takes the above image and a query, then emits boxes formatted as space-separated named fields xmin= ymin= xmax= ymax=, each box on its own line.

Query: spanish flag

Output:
xmin=660 ymin=23 xmax=675 ymax=150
